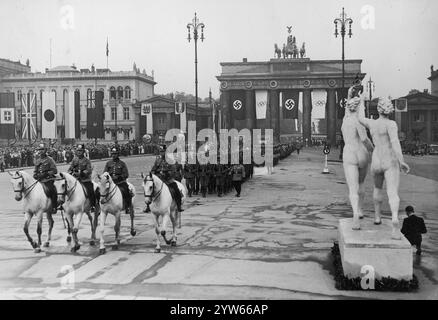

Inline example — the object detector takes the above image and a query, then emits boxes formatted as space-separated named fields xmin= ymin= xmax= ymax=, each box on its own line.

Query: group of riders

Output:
xmin=32 ymin=142 xmax=253 ymax=217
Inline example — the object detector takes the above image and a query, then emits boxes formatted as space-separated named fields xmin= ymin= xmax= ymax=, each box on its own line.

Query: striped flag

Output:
xmin=0 ymin=92 xmax=16 ymax=139
xmin=21 ymin=93 xmax=38 ymax=140
xmin=106 ymin=38 xmax=109 ymax=57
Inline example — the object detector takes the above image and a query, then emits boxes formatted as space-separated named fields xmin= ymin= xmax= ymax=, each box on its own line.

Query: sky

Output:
xmin=0 ymin=0 xmax=437 ymax=100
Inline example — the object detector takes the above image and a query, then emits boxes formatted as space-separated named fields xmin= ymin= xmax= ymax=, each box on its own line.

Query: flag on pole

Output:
xmin=87 ymin=91 xmax=104 ymax=139
xmin=141 ymin=103 xmax=153 ymax=135
xmin=21 ymin=93 xmax=38 ymax=140
xmin=282 ymin=90 xmax=299 ymax=119
xmin=41 ymin=91 xmax=56 ymax=139
xmin=311 ymin=89 xmax=327 ymax=119
xmin=255 ymin=90 xmax=268 ymax=120
xmin=65 ymin=91 xmax=78 ymax=139
xmin=106 ymin=38 xmax=109 ymax=57
xmin=230 ymin=90 xmax=246 ymax=120
xmin=0 ymin=92 xmax=15 ymax=139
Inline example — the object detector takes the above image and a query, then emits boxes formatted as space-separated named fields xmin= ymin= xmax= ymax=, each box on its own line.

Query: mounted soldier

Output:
xmin=33 ymin=143 xmax=58 ymax=213
xmin=145 ymin=144 xmax=184 ymax=212
xmin=172 ymin=159 xmax=183 ymax=182
xmin=103 ymin=146 xmax=133 ymax=214
xmin=67 ymin=144 xmax=97 ymax=210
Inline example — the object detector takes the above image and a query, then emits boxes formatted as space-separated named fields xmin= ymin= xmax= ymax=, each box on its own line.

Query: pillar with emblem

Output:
xmin=327 ymin=89 xmax=337 ymax=146
xmin=245 ymin=90 xmax=255 ymax=131
xmin=269 ymin=90 xmax=279 ymax=141
xmin=302 ymin=89 xmax=312 ymax=145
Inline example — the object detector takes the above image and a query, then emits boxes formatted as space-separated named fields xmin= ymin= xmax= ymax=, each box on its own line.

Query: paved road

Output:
xmin=0 ymin=151 xmax=437 ymax=299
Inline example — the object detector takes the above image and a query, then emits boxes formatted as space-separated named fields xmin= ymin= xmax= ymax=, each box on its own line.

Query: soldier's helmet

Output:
xmin=76 ymin=144 xmax=85 ymax=154
xmin=37 ymin=143 xmax=47 ymax=152
xmin=110 ymin=146 xmax=120 ymax=155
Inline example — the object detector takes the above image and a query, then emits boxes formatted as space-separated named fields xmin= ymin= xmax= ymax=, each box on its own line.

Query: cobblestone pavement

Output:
xmin=0 ymin=150 xmax=437 ymax=299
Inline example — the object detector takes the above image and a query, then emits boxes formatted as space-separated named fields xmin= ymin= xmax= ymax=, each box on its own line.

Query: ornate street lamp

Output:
xmin=187 ymin=12 xmax=205 ymax=133
xmin=366 ymin=77 xmax=375 ymax=118
xmin=334 ymin=7 xmax=353 ymax=110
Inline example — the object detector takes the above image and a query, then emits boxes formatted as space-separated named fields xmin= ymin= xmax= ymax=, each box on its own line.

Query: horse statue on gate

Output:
xmin=141 ymin=172 xmax=187 ymax=253
xmin=96 ymin=172 xmax=136 ymax=254
xmin=341 ymin=85 xmax=374 ymax=230
xmin=9 ymin=170 xmax=56 ymax=253
xmin=54 ymin=172 xmax=100 ymax=252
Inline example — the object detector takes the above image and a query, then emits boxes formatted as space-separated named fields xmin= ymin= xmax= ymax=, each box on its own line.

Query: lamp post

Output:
xmin=187 ymin=12 xmax=205 ymax=134
xmin=366 ymin=77 xmax=375 ymax=118
xmin=334 ymin=7 xmax=353 ymax=111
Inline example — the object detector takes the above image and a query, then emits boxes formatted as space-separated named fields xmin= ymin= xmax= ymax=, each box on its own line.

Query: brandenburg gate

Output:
xmin=216 ymin=30 xmax=365 ymax=146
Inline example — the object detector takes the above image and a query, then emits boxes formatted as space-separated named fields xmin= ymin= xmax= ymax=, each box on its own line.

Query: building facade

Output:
xmin=217 ymin=57 xmax=364 ymax=145
xmin=137 ymin=95 xmax=214 ymax=140
xmin=1 ymin=64 xmax=156 ymax=142
xmin=396 ymin=90 xmax=438 ymax=144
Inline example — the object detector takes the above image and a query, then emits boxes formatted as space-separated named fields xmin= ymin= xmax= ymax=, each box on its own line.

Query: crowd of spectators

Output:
xmin=0 ymin=140 xmax=161 ymax=172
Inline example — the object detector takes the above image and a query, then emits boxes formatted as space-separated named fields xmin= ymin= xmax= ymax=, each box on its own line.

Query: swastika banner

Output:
xmin=282 ymin=90 xmax=299 ymax=119
xmin=230 ymin=90 xmax=246 ymax=121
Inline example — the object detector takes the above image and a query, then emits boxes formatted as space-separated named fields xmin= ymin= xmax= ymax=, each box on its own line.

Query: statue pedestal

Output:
xmin=338 ymin=218 xmax=413 ymax=280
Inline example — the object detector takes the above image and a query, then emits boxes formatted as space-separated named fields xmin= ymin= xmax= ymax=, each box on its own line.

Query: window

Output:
xmin=111 ymin=107 xmax=116 ymax=120
xmin=40 ymin=89 xmax=44 ymax=105
xmin=413 ymin=112 xmax=424 ymax=122
xmin=111 ymin=130 xmax=117 ymax=140
xmin=123 ymin=107 xmax=130 ymax=120
xmin=99 ymin=88 xmax=105 ymax=99
xmin=51 ymin=89 xmax=57 ymax=102
xmin=124 ymin=130 xmax=130 ymax=140
xmin=124 ymin=86 xmax=131 ymax=99
xmin=117 ymin=86 xmax=123 ymax=99
xmin=110 ymin=86 xmax=116 ymax=99
xmin=434 ymin=129 xmax=438 ymax=142
xmin=432 ymin=111 xmax=438 ymax=122
xmin=17 ymin=90 xmax=22 ymax=101
xmin=87 ymin=89 xmax=92 ymax=107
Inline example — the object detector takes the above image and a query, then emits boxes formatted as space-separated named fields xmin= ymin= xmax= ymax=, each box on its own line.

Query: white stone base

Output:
xmin=338 ymin=218 xmax=413 ymax=280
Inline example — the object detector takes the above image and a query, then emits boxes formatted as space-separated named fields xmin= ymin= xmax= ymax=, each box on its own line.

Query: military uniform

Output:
xmin=68 ymin=146 xmax=96 ymax=207
xmin=183 ymin=163 xmax=196 ymax=197
xmin=232 ymin=163 xmax=245 ymax=197
xmin=207 ymin=163 xmax=216 ymax=194
xmin=104 ymin=149 xmax=132 ymax=213
xmin=33 ymin=146 xmax=58 ymax=212
xmin=198 ymin=164 xmax=209 ymax=198
xmin=150 ymin=146 xmax=184 ymax=211
xmin=172 ymin=162 xmax=183 ymax=182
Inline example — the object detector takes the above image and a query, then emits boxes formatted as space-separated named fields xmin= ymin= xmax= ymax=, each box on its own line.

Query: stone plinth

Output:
xmin=338 ymin=218 xmax=413 ymax=280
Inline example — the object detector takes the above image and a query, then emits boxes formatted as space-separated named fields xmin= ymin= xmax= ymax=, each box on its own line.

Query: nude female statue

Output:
xmin=358 ymin=96 xmax=410 ymax=239
xmin=341 ymin=86 xmax=374 ymax=230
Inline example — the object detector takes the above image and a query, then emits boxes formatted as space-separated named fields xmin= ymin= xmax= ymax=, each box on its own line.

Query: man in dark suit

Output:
xmin=401 ymin=205 xmax=427 ymax=255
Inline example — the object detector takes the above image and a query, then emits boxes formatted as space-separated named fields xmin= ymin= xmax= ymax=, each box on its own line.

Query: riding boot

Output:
xmin=175 ymin=190 xmax=184 ymax=212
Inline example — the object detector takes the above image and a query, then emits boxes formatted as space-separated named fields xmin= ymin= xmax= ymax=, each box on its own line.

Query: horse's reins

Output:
xmin=100 ymin=181 xmax=117 ymax=204
xmin=57 ymin=178 xmax=78 ymax=200
xmin=12 ymin=175 xmax=38 ymax=199
xmin=144 ymin=177 xmax=163 ymax=202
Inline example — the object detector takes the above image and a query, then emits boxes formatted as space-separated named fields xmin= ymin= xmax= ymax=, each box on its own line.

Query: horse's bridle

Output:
xmin=144 ymin=176 xmax=163 ymax=202
xmin=100 ymin=179 xmax=117 ymax=204
xmin=56 ymin=177 xmax=78 ymax=200
xmin=12 ymin=175 xmax=38 ymax=199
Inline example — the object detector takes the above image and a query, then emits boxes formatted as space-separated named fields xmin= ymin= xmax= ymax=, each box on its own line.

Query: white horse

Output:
xmin=341 ymin=86 xmax=374 ymax=230
xmin=97 ymin=172 xmax=136 ymax=254
xmin=141 ymin=173 xmax=187 ymax=253
xmin=9 ymin=170 xmax=56 ymax=253
xmin=54 ymin=172 xmax=100 ymax=252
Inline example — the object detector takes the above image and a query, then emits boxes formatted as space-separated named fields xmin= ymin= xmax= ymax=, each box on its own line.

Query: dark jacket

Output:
xmin=401 ymin=214 xmax=427 ymax=245
xmin=104 ymin=158 xmax=129 ymax=185
xmin=68 ymin=156 xmax=92 ymax=182
xmin=34 ymin=156 xmax=57 ymax=182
